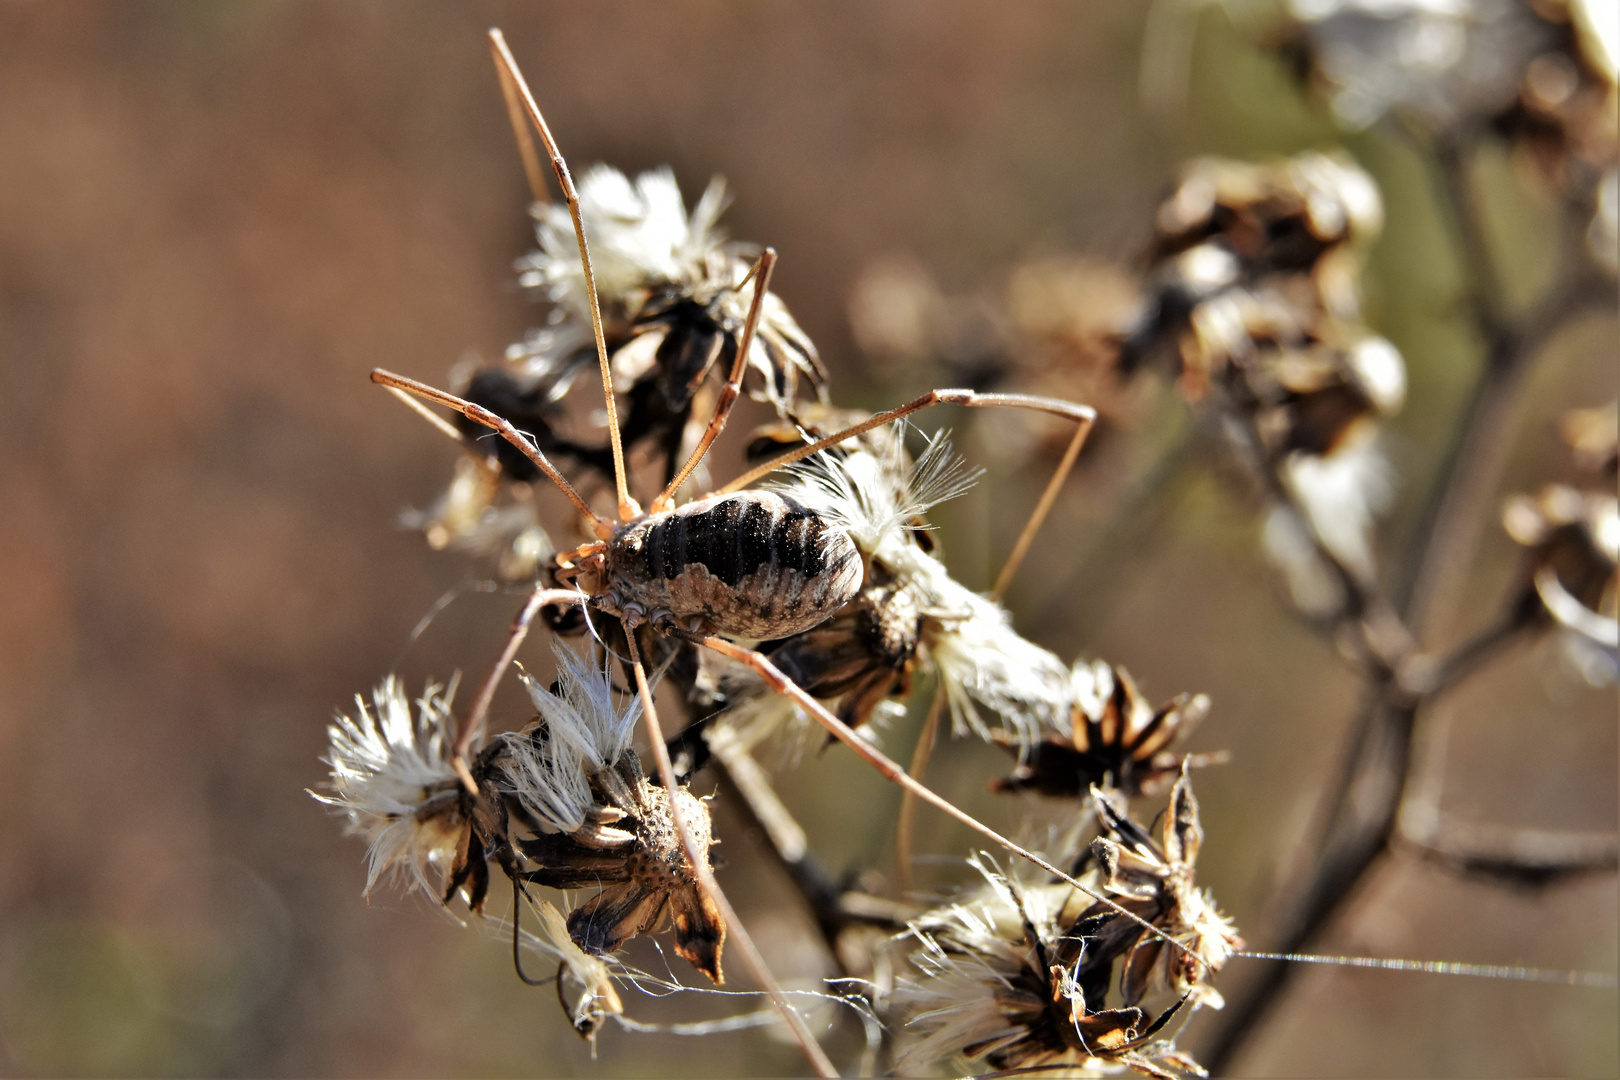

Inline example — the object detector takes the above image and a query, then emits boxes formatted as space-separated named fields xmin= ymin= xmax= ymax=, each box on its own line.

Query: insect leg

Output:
xmin=649 ymin=249 xmax=778 ymax=514
xmin=371 ymin=368 xmax=615 ymax=541
xmin=452 ymin=586 xmax=587 ymax=791
xmin=488 ymin=29 xmax=639 ymax=523
xmin=511 ymin=877 xmax=558 ymax=987
xmin=892 ymin=688 xmax=945 ymax=898
xmin=887 ymin=693 xmax=946 ymax=893
xmin=717 ymin=388 xmax=1096 ymax=496
xmin=487 ymin=33 xmax=548 ymax=209
xmin=989 ymin=407 xmax=1093 ymax=600
xmin=620 ymin=625 xmax=839 ymax=1078
xmin=671 ymin=628 xmax=1210 ymax=976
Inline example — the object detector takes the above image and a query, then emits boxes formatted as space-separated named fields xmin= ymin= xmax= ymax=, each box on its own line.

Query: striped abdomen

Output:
xmin=607 ymin=492 xmax=863 ymax=640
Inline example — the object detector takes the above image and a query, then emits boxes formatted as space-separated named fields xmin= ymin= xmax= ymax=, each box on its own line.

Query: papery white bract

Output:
xmin=519 ymin=166 xmax=727 ymax=325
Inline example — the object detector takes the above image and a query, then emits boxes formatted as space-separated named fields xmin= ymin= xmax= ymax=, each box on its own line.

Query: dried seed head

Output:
xmin=313 ymin=676 xmax=465 ymax=900
xmin=894 ymin=854 xmax=1206 ymax=1078
xmin=1077 ymin=771 xmax=1243 ymax=1011
xmin=512 ymin=164 xmax=825 ymax=414
xmin=518 ymin=758 xmax=726 ymax=984
xmin=992 ymin=662 xmax=1219 ymax=800
xmin=498 ymin=645 xmax=644 ymax=834
xmin=497 ymin=648 xmax=725 ymax=982
xmin=1503 ymin=482 xmax=1619 ymax=681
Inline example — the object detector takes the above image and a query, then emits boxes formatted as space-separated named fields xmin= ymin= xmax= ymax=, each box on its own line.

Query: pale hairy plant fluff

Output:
xmin=314 ymin=676 xmax=464 ymax=899
xmin=501 ymin=645 xmax=645 ymax=834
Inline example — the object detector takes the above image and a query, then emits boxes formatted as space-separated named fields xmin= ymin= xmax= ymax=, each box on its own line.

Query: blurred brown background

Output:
xmin=0 ymin=2 xmax=1612 ymax=1076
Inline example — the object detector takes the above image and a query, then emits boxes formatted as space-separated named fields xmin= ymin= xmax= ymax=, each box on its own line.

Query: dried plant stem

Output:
xmin=1203 ymin=136 xmax=1614 ymax=1074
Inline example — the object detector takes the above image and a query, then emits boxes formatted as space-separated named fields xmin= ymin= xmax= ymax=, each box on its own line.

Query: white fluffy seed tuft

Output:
xmin=314 ymin=676 xmax=464 ymax=899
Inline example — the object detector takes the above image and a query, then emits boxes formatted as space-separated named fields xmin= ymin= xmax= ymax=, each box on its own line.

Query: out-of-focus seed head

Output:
xmin=1283 ymin=0 xmax=1556 ymax=132
xmin=1503 ymin=482 xmax=1619 ymax=681
xmin=399 ymin=453 xmax=556 ymax=582
xmin=1124 ymin=153 xmax=1387 ymax=398
xmin=1560 ymin=401 xmax=1619 ymax=478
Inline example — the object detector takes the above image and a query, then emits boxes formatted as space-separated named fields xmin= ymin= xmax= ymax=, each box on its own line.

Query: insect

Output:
xmin=365 ymin=28 xmax=1135 ymax=1075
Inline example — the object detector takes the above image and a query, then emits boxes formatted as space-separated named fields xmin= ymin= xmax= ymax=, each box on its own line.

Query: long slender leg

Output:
xmin=488 ymin=29 xmax=639 ymax=523
xmin=620 ymin=628 xmax=839 ymax=1078
xmin=488 ymin=34 xmax=549 ymax=208
xmin=990 ymin=412 xmax=1092 ymax=601
xmin=672 ymin=628 xmax=1209 ymax=975
xmin=385 ymin=385 xmax=468 ymax=445
xmin=452 ymin=587 xmax=587 ymax=791
xmin=649 ymin=249 xmax=778 ymax=513
xmin=372 ymin=368 xmax=615 ymax=542
xmin=892 ymin=689 xmax=944 ymax=898
xmin=717 ymin=389 xmax=1096 ymax=495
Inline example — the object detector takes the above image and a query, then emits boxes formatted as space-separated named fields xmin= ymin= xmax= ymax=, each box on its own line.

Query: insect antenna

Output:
xmin=650 ymin=248 xmax=778 ymax=513
xmin=488 ymin=28 xmax=639 ymax=522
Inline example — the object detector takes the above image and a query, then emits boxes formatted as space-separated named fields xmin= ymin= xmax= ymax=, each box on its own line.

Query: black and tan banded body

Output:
xmin=606 ymin=491 xmax=863 ymax=640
